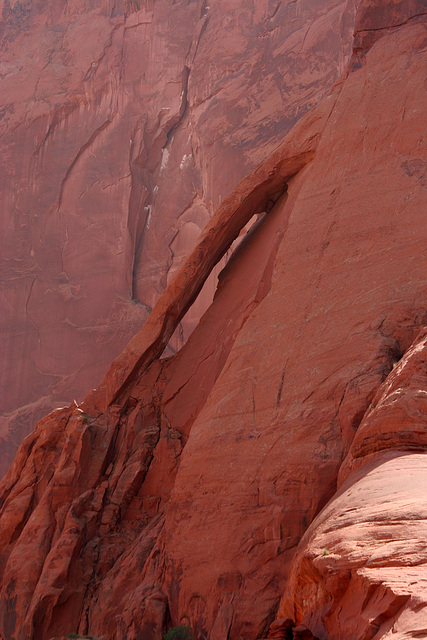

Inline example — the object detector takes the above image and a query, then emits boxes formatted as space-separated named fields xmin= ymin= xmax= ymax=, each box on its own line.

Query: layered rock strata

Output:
xmin=0 ymin=3 xmax=426 ymax=640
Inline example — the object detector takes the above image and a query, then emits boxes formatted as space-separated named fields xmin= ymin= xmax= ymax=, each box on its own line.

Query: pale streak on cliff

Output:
xmin=85 ymin=96 xmax=337 ymax=414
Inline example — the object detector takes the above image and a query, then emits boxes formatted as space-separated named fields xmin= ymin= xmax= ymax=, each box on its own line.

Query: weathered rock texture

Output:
xmin=0 ymin=0 xmax=355 ymax=478
xmin=279 ymin=330 xmax=427 ymax=639
xmin=0 ymin=2 xmax=427 ymax=640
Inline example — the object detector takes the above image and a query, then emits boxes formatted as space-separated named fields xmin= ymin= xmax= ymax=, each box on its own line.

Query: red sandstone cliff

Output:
xmin=0 ymin=1 xmax=427 ymax=639
xmin=0 ymin=0 xmax=355 ymax=478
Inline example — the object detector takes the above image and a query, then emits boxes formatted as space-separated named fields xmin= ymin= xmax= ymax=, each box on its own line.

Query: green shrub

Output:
xmin=164 ymin=625 xmax=193 ymax=640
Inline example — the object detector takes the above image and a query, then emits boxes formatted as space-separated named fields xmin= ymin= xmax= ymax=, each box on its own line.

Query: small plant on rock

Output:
xmin=164 ymin=625 xmax=193 ymax=640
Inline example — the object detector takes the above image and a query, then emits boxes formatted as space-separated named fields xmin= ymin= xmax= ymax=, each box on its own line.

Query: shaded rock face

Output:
xmin=0 ymin=0 xmax=356 ymax=478
xmin=0 ymin=4 xmax=426 ymax=640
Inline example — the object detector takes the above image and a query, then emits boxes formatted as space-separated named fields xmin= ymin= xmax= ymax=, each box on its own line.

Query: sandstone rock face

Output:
xmin=0 ymin=0 xmax=355 ymax=478
xmin=279 ymin=330 xmax=427 ymax=639
xmin=0 ymin=3 xmax=426 ymax=640
xmin=157 ymin=17 xmax=427 ymax=639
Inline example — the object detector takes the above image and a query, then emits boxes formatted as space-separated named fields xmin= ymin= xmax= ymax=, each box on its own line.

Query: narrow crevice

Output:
xmin=129 ymin=62 xmax=191 ymax=302
xmin=356 ymin=10 xmax=427 ymax=35
xmin=352 ymin=10 xmax=427 ymax=55
xmin=130 ymin=201 xmax=151 ymax=301
xmin=199 ymin=0 xmax=208 ymax=19
xmin=163 ymin=65 xmax=190 ymax=150
xmin=276 ymin=364 xmax=287 ymax=409
xmin=190 ymin=13 xmax=210 ymax=63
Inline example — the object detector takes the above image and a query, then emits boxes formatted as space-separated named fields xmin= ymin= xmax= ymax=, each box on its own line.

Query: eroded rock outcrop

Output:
xmin=0 ymin=79 xmax=326 ymax=640
xmin=0 ymin=2 xmax=426 ymax=640
xmin=156 ymin=17 xmax=427 ymax=639
xmin=279 ymin=329 xmax=427 ymax=639
xmin=0 ymin=0 xmax=355 ymax=478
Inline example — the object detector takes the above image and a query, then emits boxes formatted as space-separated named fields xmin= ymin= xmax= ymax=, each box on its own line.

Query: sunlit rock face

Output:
xmin=0 ymin=0 xmax=356 ymax=478
xmin=0 ymin=1 xmax=426 ymax=640
xmin=279 ymin=330 xmax=427 ymax=640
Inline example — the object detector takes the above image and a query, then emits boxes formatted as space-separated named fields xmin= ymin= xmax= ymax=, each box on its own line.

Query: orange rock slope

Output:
xmin=1 ymin=2 xmax=427 ymax=640
xmin=0 ymin=0 xmax=355 ymax=477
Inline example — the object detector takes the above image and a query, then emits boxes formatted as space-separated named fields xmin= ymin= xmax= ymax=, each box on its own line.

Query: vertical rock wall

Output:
xmin=0 ymin=0 xmax=355 ymax=477
xmin=0 ymin=2 xmax=426 ymax=640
